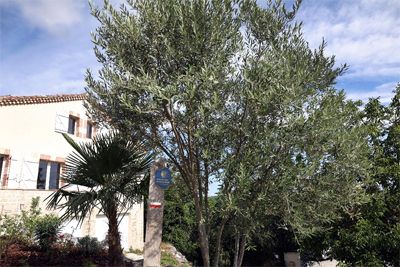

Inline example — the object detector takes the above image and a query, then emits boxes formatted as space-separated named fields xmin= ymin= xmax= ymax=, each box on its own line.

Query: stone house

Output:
xmin=0 ymin=93 xmax=144 ymax=250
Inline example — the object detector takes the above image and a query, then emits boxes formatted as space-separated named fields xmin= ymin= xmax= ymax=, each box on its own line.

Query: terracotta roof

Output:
xmin=0 ymin=93 xmax=87 ymax=106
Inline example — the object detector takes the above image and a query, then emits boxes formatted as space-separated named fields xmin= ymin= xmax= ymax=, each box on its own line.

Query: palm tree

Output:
xmin=47 ymin=132 xmax=152 ymax=266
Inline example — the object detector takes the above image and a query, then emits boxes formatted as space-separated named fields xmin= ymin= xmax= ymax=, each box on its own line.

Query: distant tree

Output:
xmin=47 ymin=133 xmax=152 ymax=266
xmin=162 ymin=181 xmax=200 ymax=263
xmin=300 ymin=84 xmax=400 ymax=266
xmin=85 ymin=0 xmax=369 ymax=265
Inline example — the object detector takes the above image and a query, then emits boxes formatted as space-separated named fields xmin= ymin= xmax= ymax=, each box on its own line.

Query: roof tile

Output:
xmin=0 ymin=93 xmax=87 ymax=106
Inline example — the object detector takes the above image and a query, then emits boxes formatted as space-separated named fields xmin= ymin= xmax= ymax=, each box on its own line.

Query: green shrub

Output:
xmin=0 ymin=197 xmax=41 ymax=265
xmin=78 ymin=235 xmax=103 ymax=256
xmin=0 ymin=214 xmax=26 ymax=241
xmin=161 ymin=251 xmax=179 ymax=267
xmin=0 ymin=197 xmax=41 ymax=244
xmin=21 ymin=197 xmax=42 ymax=236
xmin=0 ymin=197 xmax=43 ymax=262
xmin=34 ymin=214 xmax=63 ymax=251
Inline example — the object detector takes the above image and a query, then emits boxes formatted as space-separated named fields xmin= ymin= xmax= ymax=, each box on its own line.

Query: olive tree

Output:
xmin=85 ymin=1 xmax=369 ymax=265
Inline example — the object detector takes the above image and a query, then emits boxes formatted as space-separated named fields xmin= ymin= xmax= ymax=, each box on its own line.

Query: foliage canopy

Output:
xmin=301 ymin=85 xmax=400 ymax=266
xmin=86 ymin=0 xmax=370 ymax=265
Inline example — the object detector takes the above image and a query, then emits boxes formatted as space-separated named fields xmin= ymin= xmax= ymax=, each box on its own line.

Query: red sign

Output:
xmin=149 ymin=202 xmax=162 ymax=208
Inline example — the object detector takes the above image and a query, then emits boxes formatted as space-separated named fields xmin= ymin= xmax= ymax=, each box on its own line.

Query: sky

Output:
xmin=0 ymin=0 xmax=399 ymax=104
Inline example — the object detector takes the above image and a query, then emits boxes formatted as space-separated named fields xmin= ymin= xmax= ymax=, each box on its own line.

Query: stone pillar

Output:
xmin=143 ymin=159 xmax=165 ymax=267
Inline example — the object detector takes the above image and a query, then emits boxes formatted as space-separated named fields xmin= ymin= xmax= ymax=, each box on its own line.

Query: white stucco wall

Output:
xmin=0 ymin=99 xmax=144 ymax=250
xmin=0 ymin=100 xmax=90 ymax=189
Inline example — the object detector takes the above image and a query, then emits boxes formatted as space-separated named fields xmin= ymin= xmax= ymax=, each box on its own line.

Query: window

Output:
xmin=68 ymin=116 xmax=77 ymax=135
xmin=0 ymin=155 xmax=4 ymax=182
xmin=36 ymin=160 xmax=61 ymax=190
xmin=87 ymin=122 xmax=93 ymax=138
xmin=55 ymin=114 xmax=69 ymax=133
xmin=36 ymin=160 xmax=47 ymax=189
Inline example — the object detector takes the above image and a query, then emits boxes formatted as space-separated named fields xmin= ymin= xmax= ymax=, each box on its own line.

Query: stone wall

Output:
xmin=0 ymin=188 xmax=55 ymax=215
xmin=0 ymin=189 xmax=144 ymax=250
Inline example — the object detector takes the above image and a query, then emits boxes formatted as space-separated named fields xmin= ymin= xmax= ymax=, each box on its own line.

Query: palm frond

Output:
xmin=47 ymin=131 xmax=152 ymax=225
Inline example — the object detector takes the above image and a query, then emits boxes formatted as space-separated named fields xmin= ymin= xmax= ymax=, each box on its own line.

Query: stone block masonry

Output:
xmin=0 ymin=189 xmax=144 ymax=250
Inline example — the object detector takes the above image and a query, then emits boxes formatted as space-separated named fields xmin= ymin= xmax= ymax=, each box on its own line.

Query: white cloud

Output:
xmin=0 ymin=0 xmax=100 ymax=96
xmin=297 ymin=0 xmax=400 ymax=80
xmin=1 ymin=0 xmax=85 ymax=34
xmin=345 ymin=66 xmax=400 ymax=79
xmin=347 ymin=82 xmax=397 ymax=104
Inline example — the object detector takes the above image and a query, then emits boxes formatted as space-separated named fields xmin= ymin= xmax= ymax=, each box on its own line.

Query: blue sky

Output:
xmin=0 ymin=0 xmax=399 ymax=104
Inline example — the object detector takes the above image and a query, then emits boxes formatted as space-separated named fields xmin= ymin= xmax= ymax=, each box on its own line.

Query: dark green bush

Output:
xmin=78 ymin=235 xmax=103 ymax=256
xmin=34 ymin=214 xmax=63 ymax=251
xmin=163 ymin=184 xmax=200 ymax=263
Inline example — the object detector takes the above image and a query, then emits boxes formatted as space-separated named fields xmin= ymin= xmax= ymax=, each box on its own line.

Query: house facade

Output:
xmin=0 ymin=93 xmax=144 ymax=250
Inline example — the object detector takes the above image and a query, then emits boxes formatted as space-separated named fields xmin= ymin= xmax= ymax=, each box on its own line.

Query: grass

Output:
xmin=161 ymin=251 xmax=191 ymax=267
xmin=161 ymin=251 xmax=179 ymax=267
